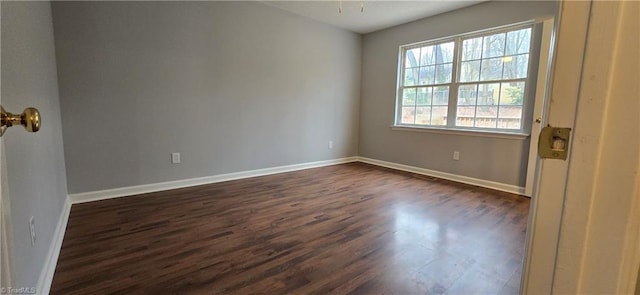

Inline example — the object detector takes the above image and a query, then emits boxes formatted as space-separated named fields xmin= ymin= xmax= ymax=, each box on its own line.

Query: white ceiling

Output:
xmin=263 ymin=1 xmax=485 ymax=34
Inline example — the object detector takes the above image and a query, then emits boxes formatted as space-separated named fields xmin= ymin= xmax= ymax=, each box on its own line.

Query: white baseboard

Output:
xmin=36 ymin=196 xmax=71 ymax=295
xmin=70 ymin=155 xmax=524 ymax=205
xmin=70 ymin=157 xmax=359 ymax=204
xmin=357 ymin=157 xmax=526 ymax=195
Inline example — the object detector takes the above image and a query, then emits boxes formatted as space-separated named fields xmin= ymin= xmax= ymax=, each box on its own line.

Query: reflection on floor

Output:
xmin=51 ymin=162 xmax=529 ymax=294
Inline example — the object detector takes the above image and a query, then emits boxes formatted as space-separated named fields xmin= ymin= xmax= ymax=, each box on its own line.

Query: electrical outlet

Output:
xmin=29 ymin=216 xmax=36 ymax=246
xmin=328 ymin=141 xmax=334 ymax=149
xmin=453 ymin=151 xmax=460 ymax=161
xmin=171 ymin=152 xmax=181 ymax=164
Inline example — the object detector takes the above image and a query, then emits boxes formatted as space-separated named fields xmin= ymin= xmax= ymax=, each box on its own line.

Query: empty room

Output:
xmin=1 ymin=0 xmax=638 ymax=294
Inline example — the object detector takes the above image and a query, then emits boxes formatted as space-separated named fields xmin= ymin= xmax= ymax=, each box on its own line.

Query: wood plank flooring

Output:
xmin=51 ymin=162 xmax=529 ymax=294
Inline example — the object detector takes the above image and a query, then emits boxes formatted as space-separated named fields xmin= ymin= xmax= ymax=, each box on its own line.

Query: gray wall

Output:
xmin=1 ymin=1 xmax=68 ymax=288
xmin=52 ymin=1 xmax=362 ymax=194
xmin=359 ymin=1 xmax=557 ymax=187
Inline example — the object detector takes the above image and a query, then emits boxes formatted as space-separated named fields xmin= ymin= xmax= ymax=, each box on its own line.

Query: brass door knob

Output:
xmin=0 ymin=106 xmax=41 ymax=136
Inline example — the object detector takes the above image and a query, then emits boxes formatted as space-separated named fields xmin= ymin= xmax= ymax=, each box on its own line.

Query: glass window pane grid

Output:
xmin=404 ymin=43 xmax=455 ymax=67
xmin=402 ymin=41 xmax=455 ymax=87
xmin=455 ymin=81 xmax=525 ymax=129
xmin=399 ymin=85 xmax=449 ymax=126
xmin=459 ymin=26 xmax=532 ymax=83
xmin=398 ymin=25 xmax=532 ymax=131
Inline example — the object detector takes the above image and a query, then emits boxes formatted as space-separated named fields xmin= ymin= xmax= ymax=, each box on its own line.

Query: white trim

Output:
xmin=70 ymin=156 xmax=525 ymax=205
xmin=522 ymin=1 xmax=589 ymax=293
xmin=390 ymin=125 xmax=529 ymax=140
xmin=1 ymin=142 xmax=14 ymax=289
xmin=70 ymin=157 xmax=359 ymax=204
xmin=525 ymin=18 xmax=555 ymax=198
xmin=357 ymin=157 xmax=525 ymax=195
xmin=36 ymin=196 xmax=71 ymax=295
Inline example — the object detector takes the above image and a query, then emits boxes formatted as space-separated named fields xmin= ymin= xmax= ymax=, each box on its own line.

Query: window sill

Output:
xmin=390 ymin=125 xmax=530 ymax=140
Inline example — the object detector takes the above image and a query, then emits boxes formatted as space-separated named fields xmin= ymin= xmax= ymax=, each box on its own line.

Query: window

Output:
xmin=396 ymin=24 xmax=534 ymax=133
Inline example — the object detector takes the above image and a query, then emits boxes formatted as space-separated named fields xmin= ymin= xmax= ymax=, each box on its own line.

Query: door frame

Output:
xmin=521 ymin=0 xmax=640 ymax=293
xmin=1 ymin=0 xmax=15 ymax=283
xmin=520 ymin=1 xmax=592 ymax=293
xmin=0 ymin=144 xmax=13 ymax=289
xmin=1 ymin=20 xmax=14 ymax=286
xmin=524 ymin=17 xmax=555 ymax=198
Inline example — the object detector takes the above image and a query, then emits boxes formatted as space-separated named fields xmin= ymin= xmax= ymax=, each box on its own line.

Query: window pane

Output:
xmin=515 ymin=54 xmax=529 ymax=78
xmin=506 ymin=28 xmax=531 ymax=55
xmin=401 ymin=107 xmax=415 ymax=124
xmin=419 ymin=66 xmax=435 ymax=85
xmin=483 ymin=33 xmax=505 ymax=58
xmin=460 ymin=60 xmax=481 ymax=82
xmin=498 ymin=106 xmax=522 ymax=129
xmin=456 ymin=106 xmax=476 ymax=127
xmin=500 ymin=81 xmax=525 ymax=105
xmin=416 ymin=107 xmax=431 ymax=125
xmin=435 ymin=63 xmax=453 ymax=84
xmin=477 ymin=83 xmax=500 ymax=105
xmin=480 ymin=57 xmax=503 ymax=81
xmin=404 ymin=68 xmax=419 ymax=86
xmin=475 ymin=106 xmax=498 ymax=128
xmin=397 ymin=26 xmax=532 ymax=130
xmin=435 ymin=42 xmax=455 ymax=63
xmin=456 ymin=84 xmax=477 ymax=127
xmin=502 ymin=54 xmax=529 ymax=79
xmin=462 ymin=37 xmax=482 ymax=61
xmin=433 ymin=86 xmax=449 ymax=105
xmin=420 ymin=46 xmax=435 ymax=66
xmin=402 ymin=88 xmax=417 ymax=106
xmin=431 ymin=106 xmax=448 ymax=126
xmin=417 ymin=87 xmax=432 ymax=105
xmin=457 ymin=84 xmax=478 ymax=106
xmin=405 ymin=48 xmax=420 ymax=68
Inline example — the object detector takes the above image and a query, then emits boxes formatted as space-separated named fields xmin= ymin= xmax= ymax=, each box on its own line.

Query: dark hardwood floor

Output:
xmin=51 ymin=162 xmax=529 ymax=294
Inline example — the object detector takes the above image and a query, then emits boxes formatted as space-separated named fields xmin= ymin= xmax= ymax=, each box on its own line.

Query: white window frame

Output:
xmin=394 ymin=22 xmax=537 ymax=136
